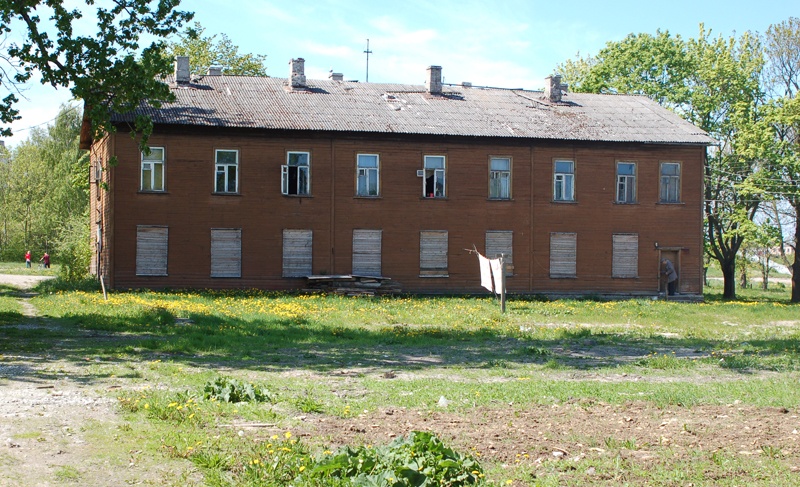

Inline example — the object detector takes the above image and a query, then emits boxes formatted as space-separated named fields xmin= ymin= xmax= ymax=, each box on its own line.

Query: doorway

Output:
xmin=658 ymin=249 xmax=680 ymax=294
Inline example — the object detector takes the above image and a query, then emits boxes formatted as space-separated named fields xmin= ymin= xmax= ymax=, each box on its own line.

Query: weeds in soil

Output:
xmin=4 ymin=285 xmax=800 ymax=485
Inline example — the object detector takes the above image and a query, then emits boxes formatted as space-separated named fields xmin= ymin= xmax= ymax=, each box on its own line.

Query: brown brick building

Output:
xmin=89 ymin=58 xmax=713 ymax=296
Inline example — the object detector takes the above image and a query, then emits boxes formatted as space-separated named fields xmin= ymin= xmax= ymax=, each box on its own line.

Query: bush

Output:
xmin=313 ymin=431 xmax=483 ymax=486
xmin=204 ymin=376 xmax=275 ymax=404
xmin=53 ymin=212 xmax=91 ymax=282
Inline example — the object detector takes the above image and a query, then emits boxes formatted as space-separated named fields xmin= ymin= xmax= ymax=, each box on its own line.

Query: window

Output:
xmin=352 ymin=229 xmax=382 ymax=276
xmin=660 ymin=162 xmax=681 ymax=203
xmin=210 ymin=228 xmax=241 ymax=278
xmin=141 ymin=148 xmax=165 ymax=191
xmin=489 ymin=157 xmax=511 ymax=199
xmin=282 ymin=152 xmax=310 ymax=195
xmin=136 ymin=225 xmax=168 ymax=276
xmin=420 ymin=230 xmax=448 ymax=276
xmin=214 ymin=150 xmax=238 ymax=193
xmin=283 ymin=229 xmax=313 ymax=277
xmin=616 ymin=162 xmax=636 ymax=203
xmin=356 ymin=154 xmax=379 ymax=196
xmin=423 ymin=155 xmax=446 ymax=198
xmin=553 ymin=159 xmax=575 ymax=201
xmin=486 ymin=231 xmax=513 ymax=276
xmin=550 ymin=232 xmax=576 ymax=278
xmin=612 ymin=234 xmax=638 ymax=278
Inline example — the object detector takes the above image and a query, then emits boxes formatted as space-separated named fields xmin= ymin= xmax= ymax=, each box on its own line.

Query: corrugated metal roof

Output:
xmin=113 ymin=75 xmax=714 ymax=145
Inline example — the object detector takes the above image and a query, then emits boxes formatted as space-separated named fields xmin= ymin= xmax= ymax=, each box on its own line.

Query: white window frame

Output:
xmin=612 ymin=233 xmax=638 ymax=278
xmin=423 ymin=155 xmax=446 ymax=198
xmin=420 ymin=230 xmax=448 ymax=277
xmin=210 ymin=228 xmax=242 ymax=278
xmin=660 ymin=162 xmax=681 ymax=203
xmin=616 ymin=162 xmax=636 ymax=203
xmin=486 ymin=230 xmax=513 ymax=276
xmin=283 ymin=229 xmax=313 ymax=277
xmin=136 ymin=225 xmax=168 ymax=276
xmin=553 ymin=159 xmax=575 ymax=201
xmin=356 ymin=154 xmax=380 ymax=197
xmin=489 ymin=157 xmax=511 ymax=200
xmin=352 ymin=229 xmax=382 ymax=276
xmin=282 ymin=151 xmax=311 ymax=196
xmin=141 ymin=147 xmax=165 ymax=192
xmin=550 ymin=232 xmax=577 ymax=278
xmin=214 ymin=149 xmax=239 ymax=193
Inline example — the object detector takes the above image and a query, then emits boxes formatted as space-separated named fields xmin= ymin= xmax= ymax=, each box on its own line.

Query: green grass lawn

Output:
xmin=0 ymin=261 xmax=59 ymax=276
xmin=0 ymin=284 xmax=796 ymax=485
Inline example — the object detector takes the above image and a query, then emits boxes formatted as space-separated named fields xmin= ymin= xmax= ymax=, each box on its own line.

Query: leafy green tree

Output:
xmin=0 ymin=1 xmax=192 ymax=142
xmin=557 ymin=26 xmax=764 ymax=299
xmin=167 ymin=22 xmax=268 ymax=76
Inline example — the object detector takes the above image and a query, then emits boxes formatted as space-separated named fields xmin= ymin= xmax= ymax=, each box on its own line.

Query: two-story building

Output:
xmin=89 ymin=57 xmax=713 ymax=296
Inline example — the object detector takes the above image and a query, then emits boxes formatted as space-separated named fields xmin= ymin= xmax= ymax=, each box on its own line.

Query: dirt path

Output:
xmin=0 ymin=273 xmax=55 ymax=291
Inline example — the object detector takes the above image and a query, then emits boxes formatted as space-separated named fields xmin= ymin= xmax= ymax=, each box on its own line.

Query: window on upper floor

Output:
xmin=660 ymin=162 xmax=681 ymax=203
xmin=214 ymin=150 xmax=239 ymax=193
xmin=616 ymin=162 xmax=636 ymax=203
xmin=282 ymin=151 xmax=310 ymax=196
xmin=553 ymin=159 xmax=575 ymax=201
xmin=423 ymin=155 xmax=446 ymax=198
xmin=356 ymin=154 xmax=379 ymax=197
xmin=141 ymin=147 xmax=165 ymax=192
xmin=489 ymin=157 xmax=511 ymax=199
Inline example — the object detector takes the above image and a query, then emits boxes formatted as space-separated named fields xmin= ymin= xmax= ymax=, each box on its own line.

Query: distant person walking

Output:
xmin=40 ymin=252 xmax=50 ymax=269
xmin=662 ymin=258 xmax=678 ymax=296
xmin=25 ymin=250 xmax=31 ymax=268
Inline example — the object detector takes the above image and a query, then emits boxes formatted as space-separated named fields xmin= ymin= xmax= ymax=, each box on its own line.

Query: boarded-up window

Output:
xmin=353 ymin=229 xmax=382 ymax=276
xmin=550 ymin=232 xmax=576 ymax=278
xmin=420 ymin=230 xmax=448 ymax=276
xmin=612 ymin=233 xmax=638 ymax=278
xmin=210 ymin=228 xmax=242 ymax=278
xmin=136 ymin=225 xmax=168 ymax=276
xmin=283 ymin=229 xmax=312 ymax=277
xmin=486 ymin=231 xmax=513 ymax=276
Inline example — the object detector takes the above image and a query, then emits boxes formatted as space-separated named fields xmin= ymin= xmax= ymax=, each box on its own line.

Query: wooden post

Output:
xmin=500 ymin=254 xmax=506 ymax=313
xmin=100 ymin=275 xmax=108 ymax=301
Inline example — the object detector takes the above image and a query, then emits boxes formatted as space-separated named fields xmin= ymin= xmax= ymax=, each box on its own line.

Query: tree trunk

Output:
xmin=721 ymin=258 xmax=737 ymax=299
xmin=793 ymin=205 xmax=800 ymax=303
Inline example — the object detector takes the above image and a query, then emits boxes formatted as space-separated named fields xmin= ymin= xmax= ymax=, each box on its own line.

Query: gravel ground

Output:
xmin=0 ymin=273 xmax=55 ymax=290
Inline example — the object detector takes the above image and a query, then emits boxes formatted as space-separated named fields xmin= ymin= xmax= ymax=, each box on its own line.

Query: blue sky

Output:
xmin=3 ymin=0 xmax=798 ymax=147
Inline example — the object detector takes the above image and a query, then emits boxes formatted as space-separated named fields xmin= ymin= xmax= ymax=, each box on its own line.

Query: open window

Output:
xmin=282 ymin=152 xmax=310 ymax=195
xmin=423 ymin=155 xmax=445 ymax=198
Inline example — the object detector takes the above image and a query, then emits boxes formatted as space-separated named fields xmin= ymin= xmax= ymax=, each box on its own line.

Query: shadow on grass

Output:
xmin=3 ymin=299 xmax=799 ymax=386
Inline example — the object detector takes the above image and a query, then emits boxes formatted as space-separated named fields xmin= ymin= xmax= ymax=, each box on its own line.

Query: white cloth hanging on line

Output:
xmin=490 ymin=258 xmax=504 ymax=295
xmin=479 ymin=253 xmax=494 ymax=292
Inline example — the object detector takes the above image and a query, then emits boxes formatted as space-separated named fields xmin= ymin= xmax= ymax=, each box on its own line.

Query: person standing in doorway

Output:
xmin=25 ymin=250 xmax=31 ymax=268
xmin=662 ymin=258 xmax=678 ymax=296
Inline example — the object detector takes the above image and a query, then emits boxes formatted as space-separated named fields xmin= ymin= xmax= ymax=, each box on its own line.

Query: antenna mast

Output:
xmin=363 ymin=39 xmax=373 ymax=82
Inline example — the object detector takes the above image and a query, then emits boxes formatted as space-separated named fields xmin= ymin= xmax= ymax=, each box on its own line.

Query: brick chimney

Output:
xmin=426 ymin=66 xmax=442 ymax=95
xmin=290 ymin=58 xmax=306 ymax=88
xmin=328 ymin=71 xmax=344 ymax=81
xmin=175 ymin=56 xmax=190 ymax=84
xmin=544 ymin=75 xmax=568 ymax=103
xmin=207 ymin=66 xmax=223 ymax=76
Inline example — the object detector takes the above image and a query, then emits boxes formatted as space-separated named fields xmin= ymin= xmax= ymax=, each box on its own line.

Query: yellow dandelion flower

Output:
xmin=284 ymin=431 xmax=292 ymax=439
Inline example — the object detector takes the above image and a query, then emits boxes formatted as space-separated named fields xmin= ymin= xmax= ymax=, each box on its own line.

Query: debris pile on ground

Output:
xmin=304 ymin=275 xmax=402 ymax=296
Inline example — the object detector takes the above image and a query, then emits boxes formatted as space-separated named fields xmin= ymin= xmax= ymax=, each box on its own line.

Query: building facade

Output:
xmin=89 ymin=58 xmax=712 ymax=296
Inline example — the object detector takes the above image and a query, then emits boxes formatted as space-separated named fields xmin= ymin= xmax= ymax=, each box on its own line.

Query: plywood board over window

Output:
xmin=283 ymin=229 xmax=313 ymax=277
xmin=550 ymin=232 xmax=577 ymax=278
xmin=210 ymin=228 xmax=242 ymax=278
xmin=485 ymin=230 xmax=513 ymax=276
xmin=612 ymin=233 xmax=638 ymax=278
xmin=352 ymin=229 xmax=382 ymax=276
xmin=136 ymin=225 xmax=168 ymax=276
xmin=420 ymin=230 xmax=448 ymax=277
